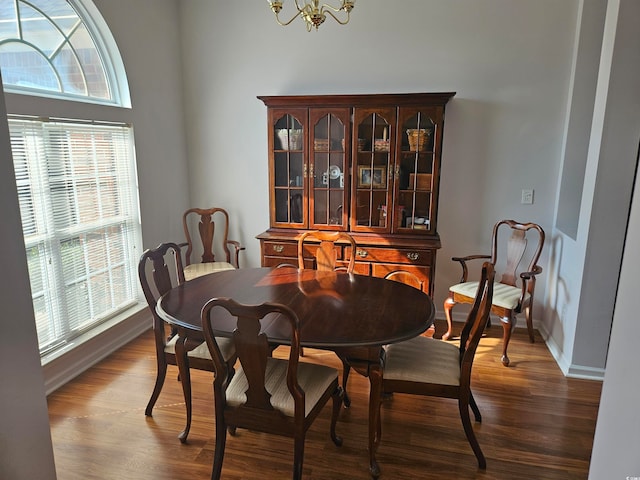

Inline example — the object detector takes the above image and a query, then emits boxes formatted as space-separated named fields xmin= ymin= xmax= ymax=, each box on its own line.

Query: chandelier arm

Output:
xmin=320 ymin=2 xmax=346 ymax=13
xmin=322 ymin=8 xmax=351 ymax=25
xmin=274 ymin=9 xmax=304 ymax=27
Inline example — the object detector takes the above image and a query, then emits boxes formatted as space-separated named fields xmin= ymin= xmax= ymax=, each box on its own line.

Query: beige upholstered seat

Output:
xmin=202 ymin=298 xmax=343 ymax=480
xmin=443 ymin=220 xmax=545 ymax=366
xmin=379 ymin=262 xmax=495 ymax=470
xmin=138 ymin=242 xmax=235 ymax=443
xmin=384 ymin=336 xmax=460 ymax=386
xmin=183 ymin=261 xmax=235 ymax=281
xmin=450 ymin=281 xmax=529 ymax=311
xmin=226 ymin=357 xmax=340 ymax=417
xmin=182 ymin=207 xmax=244 ymax=280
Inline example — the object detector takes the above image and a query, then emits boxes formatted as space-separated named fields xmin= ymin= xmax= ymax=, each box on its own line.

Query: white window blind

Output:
xmin=9 ymin=116 xmax=142 ymax=354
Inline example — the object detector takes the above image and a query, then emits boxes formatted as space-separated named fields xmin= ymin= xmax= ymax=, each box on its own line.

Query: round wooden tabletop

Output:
xmin=157 ymin=267 xmax=434 ymax=348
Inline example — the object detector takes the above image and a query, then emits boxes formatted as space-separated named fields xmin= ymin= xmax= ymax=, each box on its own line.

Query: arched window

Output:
xmin=0 ymin=0 xmax=130 ymax=105
xmin=1 ymin=0 xmax=140 ymax=355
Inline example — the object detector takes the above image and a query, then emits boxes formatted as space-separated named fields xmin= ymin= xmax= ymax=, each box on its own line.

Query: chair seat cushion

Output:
xmin=226 ymin=357 xmax=338 ymax=417
xmin=164 ymin=334 xmax=235 ymax=362
xmin=184 ymin=262 xmax=236 ymax=281
xmin=450 ymin=281 xmax=529 ymax=310
xmin=384 ymin=336 xmax=460 ymax=386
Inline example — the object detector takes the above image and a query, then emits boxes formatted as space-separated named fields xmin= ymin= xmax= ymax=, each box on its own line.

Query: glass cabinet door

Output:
xmin=351 ymin=107 xmax=396 ymax=232
xmin=271 ymin=110 xmax=307 ymax=227
xmin=395 ymin=107 xmax=441 ymax=233
xmin=309 ymin=109 xmax=350 ymax=230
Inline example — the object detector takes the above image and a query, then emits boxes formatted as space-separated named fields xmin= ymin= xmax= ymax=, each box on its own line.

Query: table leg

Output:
xmin=174 ymin=334 xmax=192 ymax=444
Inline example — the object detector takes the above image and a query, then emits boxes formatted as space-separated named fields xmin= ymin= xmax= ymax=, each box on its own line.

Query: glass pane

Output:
xmin=399 ymin=111 xmax=436 ymax=230
xmin=0 ymin=2 xmax=19 ymax=39
xmin=19 ymin=2 xmax=64 ymax=55
xmin=28 ymin=0 xmax=80 ymax=36
xmin=314 ymin=189 xmax=328 ymax=224
xmin=355 ymin=113 xmax=390 ymax=228
xmin=273 ymin=114 xmax=304 ymax=225
xmin=65 ymin=280 xmax=89 ymax=330
xmin=0 ymin=41 xmax=59 ymax=90
xmin=275 ymin=189 xmax=289 ymax=223
xmin=52 ymin=43 xmax=87 ymax=95
xmin=312 ymin=113 xmax=345 ymax=227
xmin=274 ymin=114 xmax=302 ymax=150
xmin=329 ymin=190 xmax=343 ymax=225
xmin=69 ymin=25 xmax=110 ymax=99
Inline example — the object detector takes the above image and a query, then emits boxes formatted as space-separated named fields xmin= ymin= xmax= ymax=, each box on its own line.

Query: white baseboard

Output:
xmin=42 ymin=304 xmax=151 ymax=395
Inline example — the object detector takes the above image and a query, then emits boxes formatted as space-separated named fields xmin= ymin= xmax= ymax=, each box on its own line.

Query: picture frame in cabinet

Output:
xmin=358 ymin=166 xmax=386 ymax=188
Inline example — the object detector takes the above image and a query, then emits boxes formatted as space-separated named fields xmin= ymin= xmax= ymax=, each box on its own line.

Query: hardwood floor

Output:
xmin=47 ymin=320 xmax=602 ymax=479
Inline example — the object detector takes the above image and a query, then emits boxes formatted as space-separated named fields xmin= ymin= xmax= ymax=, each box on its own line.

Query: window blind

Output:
xmin=9 ymin=117 xmax=142 ymax=355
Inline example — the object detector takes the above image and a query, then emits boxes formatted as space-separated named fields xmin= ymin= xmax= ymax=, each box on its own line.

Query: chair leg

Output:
xmin=293 ymin=435 xmax=305 ymax=480
xmin=211 ymin=414 xmax=227 ymax=480
xmin=500 ymin=315 xmax=515 ymax=367
xmin=145 ymin=357 xmax=167 ymax=416
xmin=469 ymin=391 xmax=482 ymax=422
xmin=330 ymin=386 xmax=344 ymax=447
xmin=341 ymin=358 xmax=352 ymax=408
xmin=174 ymin=338 xmax=193 ymax=443
xmin=442 ymin=296 xmax=456 ymax=340
xmin=459 ymin=398 xmax=486 ymax=469
xmin=525 ymin=303 xmax=535 ymax=343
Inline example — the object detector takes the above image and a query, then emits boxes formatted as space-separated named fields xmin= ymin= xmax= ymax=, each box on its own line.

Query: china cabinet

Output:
xmin=257 ymin=92 xmax=455 ymax=296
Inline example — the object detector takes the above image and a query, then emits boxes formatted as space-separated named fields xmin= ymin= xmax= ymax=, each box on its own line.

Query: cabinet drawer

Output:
xmin=262 ymin=256 xmax=298 ymax=268
xmin=262 ymin=241 xmax=298 ymax=257
xmin=348 ymin=246 xmax=432 ymax=266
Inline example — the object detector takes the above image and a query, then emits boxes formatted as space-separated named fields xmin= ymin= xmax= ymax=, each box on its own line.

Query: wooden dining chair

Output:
xmin=297 ymin=230 xmax=357 ymax=404
xmin=443 ymin=219 xmax=545 ymax=366
xmin=384 ymin=270 xmax=435 ymax=338
xmin=182 ymin=207 xmax=245 ymax=281
xmin=379 ymin=262 xmax=495 ymax=469
xmin=297 ymin=230 xmax=356 ymax=272
xmin=138 ymin=242 xmax=235 ymax=443
xmin=201 ymin=297 xmax=344 ymax=480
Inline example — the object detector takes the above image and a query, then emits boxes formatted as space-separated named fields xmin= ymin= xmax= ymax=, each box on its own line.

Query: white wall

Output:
xmin=0 ymin=82 xmax=57 ymax=478
xmin=544 ymin=0 xmax=638 ymax=379
xmin=589 ymin=0 xmax=640 ymax=476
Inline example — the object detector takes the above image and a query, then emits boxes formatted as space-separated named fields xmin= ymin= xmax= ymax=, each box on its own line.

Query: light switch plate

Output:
xmin=521 ymin=189 xmax=534 ymax=204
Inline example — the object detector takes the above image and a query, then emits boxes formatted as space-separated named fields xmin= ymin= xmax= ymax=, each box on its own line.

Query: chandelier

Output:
xmin=267 ymin=0 xmax=355 ymax=32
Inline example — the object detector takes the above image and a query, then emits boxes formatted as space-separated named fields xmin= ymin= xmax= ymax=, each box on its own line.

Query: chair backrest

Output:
xmin=490 ymin=220 xmax=544 ymax=290
xmin=297 ymin=230 xmax=356 ymax=273
xmin=182 ymin=207 xmax=232 ymax=266
xmin=384 ymin=270 xmax=424 ymax=291
xmin=458 ymin=262 xmax=495 ymax=383
xmin=138 ymin=242 xmax=185 ymax=350
xmin=201 ymin=298 xmax=304 ymax=417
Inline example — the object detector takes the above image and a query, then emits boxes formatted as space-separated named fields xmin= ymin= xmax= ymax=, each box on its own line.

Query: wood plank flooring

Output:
xmin=47 ymin=320 xmax=602 ymax=479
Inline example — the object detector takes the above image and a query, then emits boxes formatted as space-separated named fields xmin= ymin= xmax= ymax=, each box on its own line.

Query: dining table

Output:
xmin=156 ymin=266 xmax=435 ymax=478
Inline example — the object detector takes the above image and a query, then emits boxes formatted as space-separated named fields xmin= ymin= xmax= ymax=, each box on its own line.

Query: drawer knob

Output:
xmin=273 ymin=245 xmax=284 ymax=253
xmin=356 ymin=249 xmax=368 ymax=258
xmin=407 ymin=252 xmax=420 ymax=261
